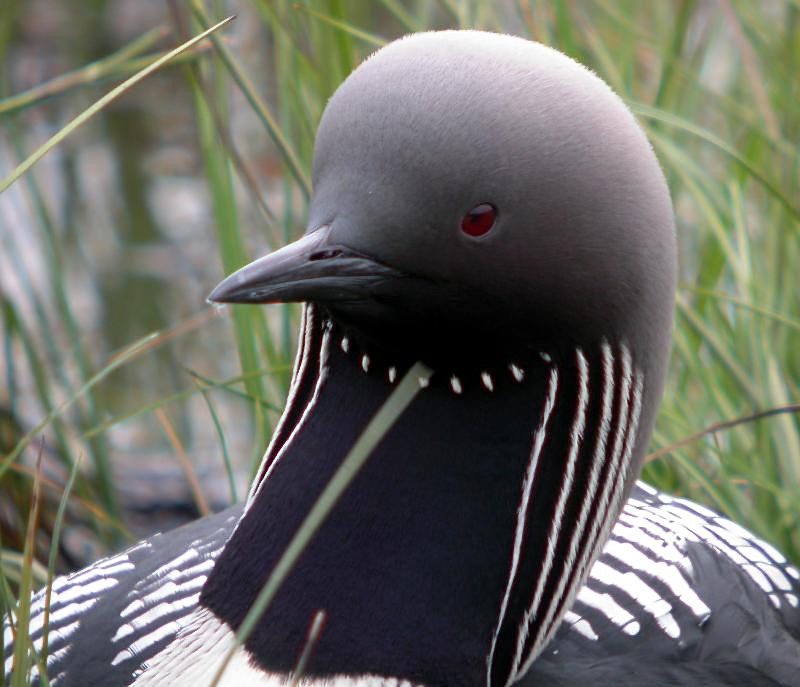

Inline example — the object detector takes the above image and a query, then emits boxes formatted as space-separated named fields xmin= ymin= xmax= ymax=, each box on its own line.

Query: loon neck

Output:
xmin=200 ymin=305 xmax=644 ymax=686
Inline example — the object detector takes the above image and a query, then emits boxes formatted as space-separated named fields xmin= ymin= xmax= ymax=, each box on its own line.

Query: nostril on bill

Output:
xmin=309 ymin=249 xmax=344 ymax=261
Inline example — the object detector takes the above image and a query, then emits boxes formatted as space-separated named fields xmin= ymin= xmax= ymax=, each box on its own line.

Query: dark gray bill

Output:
xmin=207 ymin=227 xmax=402 ymax=305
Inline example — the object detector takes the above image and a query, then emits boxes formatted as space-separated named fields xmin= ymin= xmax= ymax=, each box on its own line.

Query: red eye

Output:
xmin=461 ymin=203 xmax=497 ymax=237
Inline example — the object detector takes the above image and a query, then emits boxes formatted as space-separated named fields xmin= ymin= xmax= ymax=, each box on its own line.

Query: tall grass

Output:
xmin=1 ymin=0 xmax=798 ymax=682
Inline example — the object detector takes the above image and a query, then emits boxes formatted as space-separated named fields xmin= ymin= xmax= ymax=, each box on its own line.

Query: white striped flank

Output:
xmin=485 ymin=365 xmax=559 ymax=687
xmin=19 ymin=549 xmax=134 ymax=641
xmin=573 ymin=586 xmax=641 ymax=635
xmin=603 ymin=538 xmax=709 ymax=620
xmin=614 ymin=509 xmax=691 ymax=568
xmin=115 ymin=580 xmax=206 ymax=632
xmin=562 ymin=610 xmax=598 ymax=641
xmin=24 ymin=585 xmax=112 ymax=641
xmin=17 ymin=621 xmax=80 ymax=677
xmin=4 ymin=621 xmax=76 ymax=681
xmin=624 ymin=489 xmax=800 ymax=612
xmin=517 ymin=341 xmax=617 ymax=676
xmin=589 ymin=560 xmax=680 ymax=638
xmin=155 ymin=555 xmax=215 ymax=585
xmin=508 ymin=348 xmax=590 ymax=682
xmin=2 ymin=620 xmax=13 ymax=657
xmin=563 ymin=478 xmax=800 ymax=644
xmin=143 ymin=548 xmax=201 ymax=581
xmin=113 ymin=619 xmax=187 ymax=667
xmin=51 ymin=558 xmax=134 ymax=590
xmin=102 ymin=525 xmax=231 ymax=665
xmin=45 ymin=644 xmax=72 ymax=669
xmin=246 ymin=304 xmax=317 ymax=506
xmin=43 ymin=577 xmax=118 ymax=606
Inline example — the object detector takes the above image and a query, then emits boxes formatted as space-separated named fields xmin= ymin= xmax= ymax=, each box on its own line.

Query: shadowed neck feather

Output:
xmin=200 ymin=305 xmax=644 ymax=687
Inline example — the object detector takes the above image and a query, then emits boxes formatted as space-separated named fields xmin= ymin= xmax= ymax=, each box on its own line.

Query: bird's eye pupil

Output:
xmin=461 ymin=203 xmax=497 ymax=237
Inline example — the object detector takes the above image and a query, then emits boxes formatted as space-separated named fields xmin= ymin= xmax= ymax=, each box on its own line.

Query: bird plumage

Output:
xmin=8 ymin=483 xmax=799 ymax=685
xmin=4 ymin=29 xmax=800 ymax=687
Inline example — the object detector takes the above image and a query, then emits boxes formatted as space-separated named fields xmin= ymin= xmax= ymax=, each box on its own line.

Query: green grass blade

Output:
xmin=191 ymin=375 xmax=238 ymax=503
xmin=631 ymin=102 xmax=800 ymax=221
xmin=41 ymin=457 xmax=81 ymax=663
xmin=9 ymin=447 xmax=43 ymax=687
xmin=0 ymin=26 xmax=166 ymax=116
xmin=188 ymin=1 xmax=312 ymax=198
xmin=296 ymin=5 xmax=387 ymax=47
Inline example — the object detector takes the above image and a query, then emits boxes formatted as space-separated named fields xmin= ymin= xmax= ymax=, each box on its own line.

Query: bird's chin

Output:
xmin=320 ymin=300 xmax=543 ymax=372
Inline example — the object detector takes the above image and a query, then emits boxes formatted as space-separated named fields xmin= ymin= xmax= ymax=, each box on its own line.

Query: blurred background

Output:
xmin=0 ymin=0 xmax=798 ymax=601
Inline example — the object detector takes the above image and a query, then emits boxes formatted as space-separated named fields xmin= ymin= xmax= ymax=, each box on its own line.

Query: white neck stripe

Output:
xmin=485 ymin=365 xmax=559 ymax=687
xmin=242 ymin=312 xmax=331 ymax=519
xmin=569 ymin=343 xmax=636 ymax=590
xmin=518 ymin=341 xmax=617 ymax=674
xmin=508 ymin=348 xmax=590 ymax=680
xmin=245 ymin=305 xmax=316 ymax=506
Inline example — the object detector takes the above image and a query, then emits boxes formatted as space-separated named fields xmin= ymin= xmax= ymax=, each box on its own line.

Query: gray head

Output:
xmin=211 ymin=29 xmax=676 ymax=390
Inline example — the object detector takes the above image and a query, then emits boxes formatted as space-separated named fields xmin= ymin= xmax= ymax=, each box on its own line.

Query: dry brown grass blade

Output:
xmin=646 ymin=403 xmax=800 ymax=463
xmin=5 ymin=462 xmax=125 ymax=532
xmin=155 ymin=408 xmax=211 ymax=516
